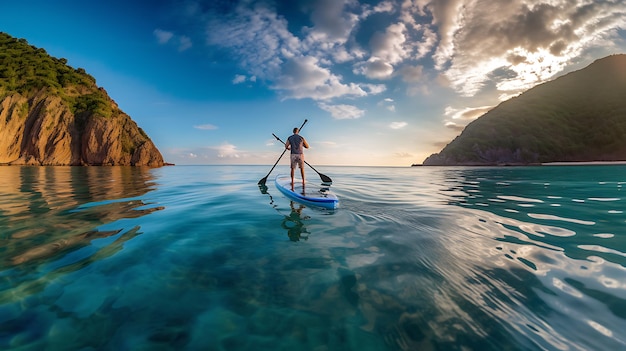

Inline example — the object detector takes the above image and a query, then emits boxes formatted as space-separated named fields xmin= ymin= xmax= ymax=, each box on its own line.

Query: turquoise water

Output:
xmin=1 ymin=165 xmax=625 ymax=350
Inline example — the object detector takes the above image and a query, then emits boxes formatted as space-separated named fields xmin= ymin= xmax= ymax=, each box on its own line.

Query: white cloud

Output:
xmin=378 ymin=98 xmax=396 ymax=112
xmin=207 ymin=3 xmax=301 ymax=80
xmin=305 ymin=0 xmax=360 ymax=45
xmin=390 ymin=121 xmax=407 ymax=129
xmin=166 ymin=144 xmax=268 ymax=165
xmin=328 ymin=46 xmax=359 ymax=63
xmin=423 ymin=0 xmax=626 ymax=96
xmin=194 ymin=124 xmax=218 ymax=130
xmin=415 ymin=27 xmax=438 ymax=60
xmin=202 ymin=0 xmax=626 ymax=108
xmin=273 ymin=56 xmax=371 ymax=100
xmin=398 ymin=65 xmax=424 ymax=83
xmin=444 ymin=121 xmax=465 ymax=132
xmin=354 ymin=57 xmax=395 ymax=79
xmin=213 ymin=143 xmax=240 ymax=158
xmin=178 ymin=35 xmax=192 ymax=51
xmin=353 ymin=22 xmax=412 ymax=80
xmin=232 ymin=75 xmax=246 ymax=84
xmin=370 ymin=22 xmax=409 ymax=65
xmin=318 ymin=102 xmax=365 ymax=119
xmin=361 ymin=83 xmax=387 ymax=95
xmin=371 ymin=1 xmax=395 ymax=15
xmin=207 ymin=3 xmax=378 ymax=101
xmin=444 ymin=105 xmax=493 ymax=121
xmin=362 ymin=1 xmax=396 ymax=19
xmin=154 ymin=29 xmax=192 ymax=52
xmin=154 ymin=29 xmax=174 ymax=44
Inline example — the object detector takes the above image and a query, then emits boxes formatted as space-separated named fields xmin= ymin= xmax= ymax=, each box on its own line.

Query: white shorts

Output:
xmin=290 ymin=154 xmax=304 ymax=168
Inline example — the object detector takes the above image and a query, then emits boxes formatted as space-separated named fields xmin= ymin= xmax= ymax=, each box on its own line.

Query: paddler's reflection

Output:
xmin=281 ymin=201 xmax=310 ymax=241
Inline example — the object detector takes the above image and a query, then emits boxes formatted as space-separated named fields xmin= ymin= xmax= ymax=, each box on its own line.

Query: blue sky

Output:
xmin=2 ymin=0 xmax=625 ymax=166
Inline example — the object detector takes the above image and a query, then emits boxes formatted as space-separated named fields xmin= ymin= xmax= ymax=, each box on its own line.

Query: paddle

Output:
xmin=272 ymin=133 xmax=333 ymax=184
xmin=258 ymin=119 xmax=308 ymax=186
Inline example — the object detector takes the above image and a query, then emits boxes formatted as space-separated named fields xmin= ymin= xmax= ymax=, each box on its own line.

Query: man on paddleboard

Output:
xmin=285 ymin=127 xmax=310 ymax=190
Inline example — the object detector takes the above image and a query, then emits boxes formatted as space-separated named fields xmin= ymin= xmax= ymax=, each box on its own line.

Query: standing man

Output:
xmin=286 ymin=127 xmax=310 ymax=190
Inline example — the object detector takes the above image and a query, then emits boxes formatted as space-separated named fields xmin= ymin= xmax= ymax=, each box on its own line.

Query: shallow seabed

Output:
xmin=1 ymin=165 xmax=625 ymax=350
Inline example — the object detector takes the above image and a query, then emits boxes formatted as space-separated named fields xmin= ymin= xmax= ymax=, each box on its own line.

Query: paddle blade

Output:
xmin=319 ymin=173 xmax=332 ymax=183
xmin=258 ymin=176 xmax=268 ymax=185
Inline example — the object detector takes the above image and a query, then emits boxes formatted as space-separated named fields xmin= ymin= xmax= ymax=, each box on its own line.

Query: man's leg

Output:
xmin=300 ymin=159 xmax=305 ymax=192
xmin=289 ymin=154 xmax=296 ymax=190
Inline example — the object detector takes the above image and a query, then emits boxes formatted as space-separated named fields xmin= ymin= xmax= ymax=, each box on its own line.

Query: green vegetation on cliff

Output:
xmin=0 ymin=32 xmax=112 ymax=117
xmin=423 ymin=54 xmax=626 ymax=165
xmin=0 ymin=32 xmax=164 ymax=167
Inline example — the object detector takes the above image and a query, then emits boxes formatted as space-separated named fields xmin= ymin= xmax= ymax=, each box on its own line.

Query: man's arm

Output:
xmin=285 ymin=136 xmax=291 ymax=150
xmin=302 ymin=138 xmax=310 ymax=149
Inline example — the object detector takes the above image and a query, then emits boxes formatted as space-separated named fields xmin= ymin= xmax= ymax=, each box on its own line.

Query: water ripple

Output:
xmin=527 ymin=213 xmax=595 ymax=226
xmin=1 ymin=165 xmax=626 ymax=350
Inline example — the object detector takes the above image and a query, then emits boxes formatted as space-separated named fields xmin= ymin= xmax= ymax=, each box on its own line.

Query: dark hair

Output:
xmin=293 ymin=127 xmax=299 ymax=133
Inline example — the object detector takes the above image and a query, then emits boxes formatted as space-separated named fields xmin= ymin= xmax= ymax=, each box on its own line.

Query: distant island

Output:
xmin=0 ymin=32 xmax=165 ymax=166
xmin=421 ymin=54 xmax=626 ymax=166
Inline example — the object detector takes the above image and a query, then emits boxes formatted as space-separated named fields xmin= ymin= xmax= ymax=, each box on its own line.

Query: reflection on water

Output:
xmin=313 ymin=166 xmax=626 ymax=350
xmin=260 ymin=183 xmax=333 ymax=242
xmin=423 ymin=166 xmax=626 ymax=350
xmin=439 ymin=166 xmax=626 ymax=265
xmin=1 ymin=165 xmax=625 ymax=350
xmin=282 ymin=202 xmax=310 ymax=242
xmin=0 ymin=166 xmax=161 ymax=302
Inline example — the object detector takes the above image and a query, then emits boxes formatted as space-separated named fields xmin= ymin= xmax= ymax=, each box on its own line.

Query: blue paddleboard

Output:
xmin=275 ymin=175 xmax=338 ymax=209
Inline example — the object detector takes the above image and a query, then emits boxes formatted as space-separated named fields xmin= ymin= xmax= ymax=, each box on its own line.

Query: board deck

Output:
xmin=275 ymin=175 xmax=338 ymax=209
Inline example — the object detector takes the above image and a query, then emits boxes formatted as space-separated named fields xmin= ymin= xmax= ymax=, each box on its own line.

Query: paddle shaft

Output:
xmin=272 ymin=133 xmax=332 ymax=184
xmin=258 ymin=119 xmax=308 ymax=185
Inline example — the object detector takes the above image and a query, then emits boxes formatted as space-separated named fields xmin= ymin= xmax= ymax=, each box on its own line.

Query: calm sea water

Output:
xmin=1 ymin=165 xmax=625 ymax=350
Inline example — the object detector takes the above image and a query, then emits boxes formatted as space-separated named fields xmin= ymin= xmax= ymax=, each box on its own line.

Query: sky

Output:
xmin=1 ymin=0 xmax=626 ymax=166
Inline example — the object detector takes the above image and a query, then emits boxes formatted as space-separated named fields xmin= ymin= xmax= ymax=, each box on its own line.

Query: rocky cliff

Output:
xmin=0 ymin=32 xmax=164 ymax=167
